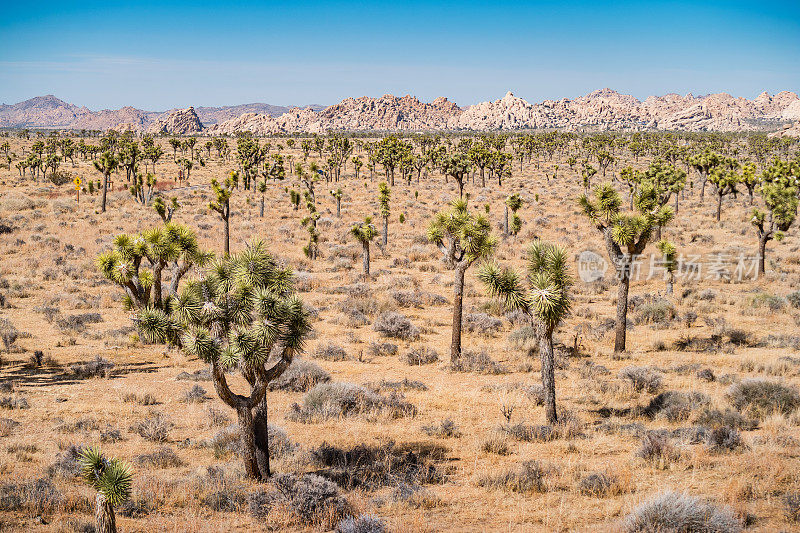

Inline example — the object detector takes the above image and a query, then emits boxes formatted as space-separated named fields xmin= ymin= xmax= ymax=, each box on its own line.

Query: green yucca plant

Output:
xmin=79 ymin=447 xmax=133 ymax=533
xmin=479 ymin=240 xmax=572 ymax=424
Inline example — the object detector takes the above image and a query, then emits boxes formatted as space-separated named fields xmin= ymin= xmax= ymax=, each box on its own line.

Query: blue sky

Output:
xmin=1 ymin=1 xmax=798 ymax=110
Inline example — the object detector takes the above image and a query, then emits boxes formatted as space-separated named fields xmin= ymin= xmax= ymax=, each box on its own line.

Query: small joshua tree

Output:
xmin=579 ymin=183 xmax=673 ymax=352
xmin=656 ymin=239 xmax=677 ymax=295
xmin=78 ymin=447 xmax=133 ymax=533
xmin=479 ymin=240 xmax=572 ymax=424
xmin=428 ymin=199 xmax=496 ymax=364
xmin=350 ymin=217 xmax=378 ymax=279
xmin=130 ymin=172 xmax=157 ymax=206
xmin=752 ymin=180 xmax=797 ymax=275
xmin=210 ymin=173 xmax=235 ymax=256
xmin=330 ymin=188 xmax=343 ymax=218
xmin=289 ymin=189 xmax=300 ymax=210
xmin=505 ymin=193 xmax=523 ymax=237
xmin=94 ymin=150 xmax=118 ymax=214
xmin=378 ymin=182 xmax=391 ymax=246
xmin=581 ymin=162 xmax=597 ymax=193
xmin=708 ymin=166 xmax=740 ymax=222
xmin=96 ymin=224 xmax=210 ymax=311
xmin=136 ymin=242 xmax=310 ymax=479
xmin=153 ymin=196 xmax=179 ymax=223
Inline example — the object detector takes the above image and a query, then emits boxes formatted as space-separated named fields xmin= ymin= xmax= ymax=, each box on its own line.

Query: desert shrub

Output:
xmin=697 ymin=368 xmax=715 ymax=382
xmin=310 ymin=441 xmax=446 ymax=490
xmin=401 ymin=346 xmax=439 ymax=365
xmin=634 ymin=299 xmax=675 ymax=325
xmin=210 ymin=423 xmax=296 ymax=459
xmin=0 ymin=478 xmax=63 ymax=515
xmin=312 ymin=342 xmax=348 ymax=361
xmin=640 ymin=391 xmax=711 ymax=422
xmin=135 ymin=446 xmax=185 ymax=468
xmin=269 ymin=359 xmax=331 ymax=392
xmin=368 ymin=341 xmax=398 ymax=357
xmin=337 ymin=295 xmax=379 ymax=325
xmin=749 ymin=292 xmax=786 ymax=311
xmin=481 ymin=436 xmax=511 ymax=455
xmin=0 ymin=396 xmax=29 ymax=410
xmin=787 ymin=291 xmax=800 ymax=309
xmin=288 ymin=382 xmax=416 ymax=423
xmin=623 ymin=491 xmax=741 ymax=533
xmin=725 ymin=328 xmax=750 ymax=346
xmin=55 ymin=417 xmax=99 ymax=433
xmin=619 ymin=366 xmax=663 ymax=393
xmin=250 ymin=473 xmax=351 ymax=527
xmin=56 ymin=312 xmax=103 ymax=333
xmin=69 ymin=356 xmax=114 ymax=379
xmin=207 ymin=406 xmax=231 ymax=427
xmin=464 ymin=313 xmax=503 ymax=335
xmin=635 ymin=432 xmax=680 ymax=467
xmin=131 ymin=411 xmax=172 ymax=442
xmin=369 ymin=378 xmax=428 ymax=392
xmin=450 ymin=350 xmax=508 ymax=375
xmin=726 ymin=379 xmax=800 ymax=418
xmin=194 ymin=466 xmax=247 ymax=512
xmin=0 ymin=318 xmax=18 ymax=352
xmin=336 ymin=514 xmax=387 ymax=533
xmin=390 ymin=482 xmax=441 ymax=508
xmin=706 ymin=427 xmax=746 ymax=452
xmin=499 ymin=423 xmax=556 ymax=442
xmin=478 ymin=460 xmax=549 ymax=494
xmin=693 ymin=408 xmax=758 ymax=430
xmin=175 ymin=368 xmax=212 ymax=381
xmin=373 ymin=312 xmax=420 ymax=340
xmin=100 ymin=427 xmax=124 ymax=443
xmin=47 ymin=444 xmax=84 ymax=478
xmin=421 ymin=418 xmax=461 ymax=438
xmin=182 ymin=384 xmax=207 ymax=403
xmin=785 ymin=493 xmax=800 ymax=523
xmin=118 ymin=495 xmax=155 ymax=518
xmin=508 ymin=325 xmax=537 ymax=351
xmin=578 ymin=472 xmax=619 ymax=497
xmin=0 ymin=417 xmax=19 ymax=436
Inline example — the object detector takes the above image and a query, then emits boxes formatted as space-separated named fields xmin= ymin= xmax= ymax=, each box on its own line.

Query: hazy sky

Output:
xmin=1 ymin=0 xmax=798 ymax=110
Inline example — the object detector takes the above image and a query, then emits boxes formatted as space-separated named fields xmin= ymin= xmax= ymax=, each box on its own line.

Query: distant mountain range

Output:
xmin=2 ymin=90 xmax=799 ymax=133
xmin=0 ymin=95 xmax=324 ymax=130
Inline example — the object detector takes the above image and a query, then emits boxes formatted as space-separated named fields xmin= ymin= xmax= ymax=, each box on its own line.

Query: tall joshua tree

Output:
xmin=579 ymin=183 xmax=673 ymax=352
xmin=441 ymin=152 xmax=471 ymax=198
xmin=428 ymin=199 xmax=496 ymax=364
xmin=656 ymin=239 xmax=677 ymax=295
xmin=210 ymin=173 xmax=235 ymax=256
xmin=751 ymin=180 xmax=797 ymax=275
xmin=689 ymin=150 xmax=722 ymax=202
xmin=94 ymin=151 xmax=118 ymax=213
xmin=479 ymin=241 xmax=572 ymax=424
xmin=350 ymin=217 xmax=377 ymax=279
xmin=378 ymin=182 xmax=391 ymax=246
xmin=708 ymin=166 xmax=740 ymax=222
xmin=330 ymin=188 xmax=343 ymax=218
xmin=136 ymin=242 xmax=310 ymax=480
xmin=78 ymin=447 xmax=133 ymax=533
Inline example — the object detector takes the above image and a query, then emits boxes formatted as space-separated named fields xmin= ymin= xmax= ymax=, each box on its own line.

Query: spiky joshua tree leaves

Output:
xmin=96 ymin=224 xmax=210 ymax=313
xmin=428 ymin=199 xmax=496 ymax=364
xmin=504 ymin=193 xmax=523 ymax=237
xmin=656 ymin=239 xmax=677 ymax=295
xmin=78 ymin=447 xmax=133 ymax=533
xmin=350 ymin=217 xmax=378 ymax=279
xmin=479 ymin=241 xmax=572 ymax=424
xmin=751 ymin=175 xmax=798 ymax=275
xmin=579 ymin=183 xmax=673 ymax=352
xmin=210 ymin=173 xmax=235 ymax=256
xmin=378 ymin=182 xmax=391 ymax=246
xmin=137 ymin=242 xmax=310 ymax=480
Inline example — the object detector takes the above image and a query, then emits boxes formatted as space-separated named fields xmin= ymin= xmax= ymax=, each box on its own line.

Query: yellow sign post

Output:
xmin=74 ymin=177 xmax=82 ymax=203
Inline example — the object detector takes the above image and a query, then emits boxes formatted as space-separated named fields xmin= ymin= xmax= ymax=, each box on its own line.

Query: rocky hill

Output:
xmin=147 ymin=107 xmax=204 ymax=134
xmin=2 ymin=90 xmax=799 ymax=133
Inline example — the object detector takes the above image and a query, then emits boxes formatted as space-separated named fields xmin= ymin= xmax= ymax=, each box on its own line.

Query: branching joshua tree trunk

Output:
xmin=428 ymin=199 xmax=496 ymax=364
xmin=351 ymin=217 xmax=377 ymax=280
xmin=480 ymin=241 xmax=572 ymax=425
xmin=94 ymin=151 xmax=118 ymax=214
xmin=210 ymin=174 xmax=235 ymax=256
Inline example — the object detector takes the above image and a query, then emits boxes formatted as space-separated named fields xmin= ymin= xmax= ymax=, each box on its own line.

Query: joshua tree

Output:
xmin=130 ymin=172 xmax=157 ymax=206
xmin=258 ymin=179 xmax=267 ymax=218
xmin=378 ymin=182 xmax=391 ymax=246
xmin=94 ymin=151 xmax=118 ymax=213
xmin=78 ymin=447 xmax=133 ymax=533
xmin=288 ymin=189 xmax=301 ymax=211
xmin=210 ymin=173 xmax=235 ymax=256
xmin=330 ymin=188 xmax=343 ymax=218
xmin=428 ymin=199 xmax=496 ymax=364
xmin=169 ymin=138 xmax=181 ymax=161
xmin=350 ymin=217 xmax=377 ymax=279
xmin=297 ymin=164 xmax=320 ymax=259
xmin=689 ymin=150 xmax=722 ymax=202
xmin=579 ymin=183 xmax=673 ymax=352
xmin=136 ymin=242 xmax=310 ymax=480
xmin=153 ymin=196 xmax=179 ymax=223
xmin=441 ymin=152 xmax=471 ymax=198
xmin=352 ymin=156 xmax=363 ymax=180
xmin=708 ymin=166 xmax=740 ymax=221
xmin=479 ymin=240 xmax=572 ymax=424
xmin=504 ymin=193 xmax=524 ymax=237
xmin=596 ymin=150 xmax=615 ymax=179
xmin=97 ymin=224 xmax=209 ymax=311
xmin=581 ymin=162 xmax=597 ymax=193
xmin=751 ymin=179 xmax=798 ymax=275
xmin=656 ymin=239 xmax=677 ymax=295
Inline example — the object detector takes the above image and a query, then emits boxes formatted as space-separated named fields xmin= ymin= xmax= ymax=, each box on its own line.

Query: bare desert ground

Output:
xmin=0 ymin=132 xmax=798 ymax=532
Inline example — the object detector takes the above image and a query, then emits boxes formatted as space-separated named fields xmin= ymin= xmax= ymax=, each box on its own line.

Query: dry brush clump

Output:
xmin=726 ymin=379 xmax=800 ymax=419
xmin=623 ymin=491 xmax=742 ymax=533
xmin=268 ymin=358 xmax=331 ymax=392
xmin=477 ymin=460 xmax=552 ymax=494
xmin=288 ymin=382 xmax=416 ymax=422
xmin=373 ymin=311 xmax=420 ymax=340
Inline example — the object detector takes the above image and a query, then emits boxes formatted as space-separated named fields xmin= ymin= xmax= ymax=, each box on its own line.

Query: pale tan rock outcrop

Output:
xmin=769 ymin=121 xmax=800 ymax=138
xmin=146 ymin=107 xmax=204 ymax=134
